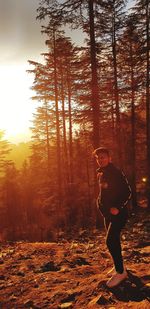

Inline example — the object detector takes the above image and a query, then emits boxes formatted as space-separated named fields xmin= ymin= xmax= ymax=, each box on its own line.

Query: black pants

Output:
xmin=104 ymin=208 xmax=128 ymax=274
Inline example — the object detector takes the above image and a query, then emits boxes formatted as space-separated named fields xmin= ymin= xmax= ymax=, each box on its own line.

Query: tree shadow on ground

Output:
xmin=107 ymin=270 xmax=150 ymax=302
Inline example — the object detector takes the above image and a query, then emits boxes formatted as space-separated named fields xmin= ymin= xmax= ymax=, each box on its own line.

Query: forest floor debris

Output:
xmin=0 ymin=209 xmax=150 ymax=308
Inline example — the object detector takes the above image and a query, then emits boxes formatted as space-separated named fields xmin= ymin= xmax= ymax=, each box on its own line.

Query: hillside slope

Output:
xmin=0 ymin=210 xmax=150 ymax=308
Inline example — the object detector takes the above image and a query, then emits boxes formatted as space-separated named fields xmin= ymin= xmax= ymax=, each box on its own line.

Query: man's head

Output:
xmin=93 ymin=147 xmax=111 ymax=168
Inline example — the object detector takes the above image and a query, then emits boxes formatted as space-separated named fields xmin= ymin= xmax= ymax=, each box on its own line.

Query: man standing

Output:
xmin=93 ymin=147 xmax=131 ymax=288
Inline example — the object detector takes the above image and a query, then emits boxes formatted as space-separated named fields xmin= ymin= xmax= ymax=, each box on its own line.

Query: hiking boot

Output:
xmin=106 ymin=270 xmax=128 ymax=288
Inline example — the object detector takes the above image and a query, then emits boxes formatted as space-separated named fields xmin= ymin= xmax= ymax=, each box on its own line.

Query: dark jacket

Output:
xmin=97 ymin=163 xmax=131 ymax=219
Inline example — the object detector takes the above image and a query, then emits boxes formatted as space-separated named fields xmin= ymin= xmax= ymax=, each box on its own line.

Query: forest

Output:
xmin=0 ymin=0 xmax=150 ymax=242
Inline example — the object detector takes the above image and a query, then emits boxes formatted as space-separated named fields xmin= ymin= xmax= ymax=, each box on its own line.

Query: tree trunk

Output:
xmin=88 ymin=0 xmax=100 ymax=148
xmin=66 ymin=62 xmax=74 ymax=183
xmin=112 ymin=11 xmax=122 ymax=164
xmin=146 ymin=0 xmax=150 ymax=209
xmin=60 ymin=61 xmax=70 ymax=185
xmin=53 ymin=30 xmax=62 ymax=203
xmin=130 ymin=42 xmax=138 ymax=210
xmin=44 ymin=100 xmax=51 ymax=175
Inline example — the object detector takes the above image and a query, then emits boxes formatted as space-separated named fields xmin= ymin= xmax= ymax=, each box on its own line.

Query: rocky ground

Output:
xmin=0 ymin=209 xmax=150 ymax=309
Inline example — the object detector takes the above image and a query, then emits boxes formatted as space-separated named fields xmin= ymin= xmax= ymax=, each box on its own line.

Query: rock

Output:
xmin=137 ymin=223 xmax=143 ymax=227
xmin=17 ymin=271 xmax=25 ymax=277
xmin=139 ymin=246 xmax=150 ymax=255
xmin=40 ymin=261 xmax=60 ymax=272
xmin=59 ymin=302 xmax=73 ymax=308
xmin=34 ymin=283 xmax=39 ymax=288
xmin=0 ymin=275 xmax=5 ymax=280
xmin=73 ymin=257 xmax=90 ymax=266
xmin=67 ymin=256 xmax=90 ymax=268
xmin=10 ymin=295 xmax=17 ymax=301
xmin=62 ymin=292 xmax=77 ymax=303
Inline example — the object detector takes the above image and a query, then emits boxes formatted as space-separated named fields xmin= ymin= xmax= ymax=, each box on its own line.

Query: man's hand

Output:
xmin=110 ymin=207 xmax=119 ymax=215
xmin=97 ymin=172 xmax=103 ymax=180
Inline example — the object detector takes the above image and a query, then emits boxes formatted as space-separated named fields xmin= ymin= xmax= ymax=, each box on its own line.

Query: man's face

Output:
xmin=96 ymin=153 xmax=110 ymax=168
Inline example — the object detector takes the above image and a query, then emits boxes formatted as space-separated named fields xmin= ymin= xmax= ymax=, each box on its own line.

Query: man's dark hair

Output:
xmin=93 ymin=147 xmax=110 ymax=157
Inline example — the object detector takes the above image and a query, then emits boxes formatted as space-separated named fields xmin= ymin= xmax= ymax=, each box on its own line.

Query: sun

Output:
xmin=0 ymin=64 xmax=35 ymax=143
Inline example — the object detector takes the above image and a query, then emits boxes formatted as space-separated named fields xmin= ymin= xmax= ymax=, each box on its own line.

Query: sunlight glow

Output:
xmin=142 ymin=177 xmax=147 ymax=183
xmin=0 ymin=64 xmax=36 ymax=143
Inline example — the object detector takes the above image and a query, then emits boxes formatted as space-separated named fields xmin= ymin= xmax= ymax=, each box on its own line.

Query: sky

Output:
xmin=0 ymin=0 xmax=48 ymax=143
xmin=0 ymin=0 xmax=134 ymax=144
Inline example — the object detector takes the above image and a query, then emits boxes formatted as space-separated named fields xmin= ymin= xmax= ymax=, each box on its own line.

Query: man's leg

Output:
xmin=104 ymin=217 xmax=117 ymax=276
xmin=106 ymin=209 xmax=127 ymax=274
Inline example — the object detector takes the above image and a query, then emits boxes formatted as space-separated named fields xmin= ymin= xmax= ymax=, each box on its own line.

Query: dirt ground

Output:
xmin=0 ymin=209 xmax=150 ymax=308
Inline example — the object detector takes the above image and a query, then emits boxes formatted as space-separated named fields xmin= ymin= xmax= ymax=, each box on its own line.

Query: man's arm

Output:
xmin=118 ymin=171 xmax=132 ymax=206
xmin=110 ymin=170 xmax=132 ymax=215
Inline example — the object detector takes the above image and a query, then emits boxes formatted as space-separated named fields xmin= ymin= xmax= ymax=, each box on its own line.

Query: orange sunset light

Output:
xmin=0 ymin=64 xmax=36 ymax=144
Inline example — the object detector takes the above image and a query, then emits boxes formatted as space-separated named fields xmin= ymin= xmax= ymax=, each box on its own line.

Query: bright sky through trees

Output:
xmin=0 ymin=65 xmax=36 ymax=143
xmin=0 ymin=0 xmax=134 ymax=144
